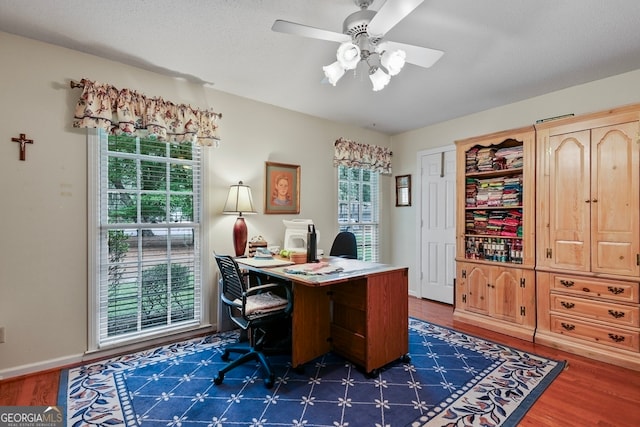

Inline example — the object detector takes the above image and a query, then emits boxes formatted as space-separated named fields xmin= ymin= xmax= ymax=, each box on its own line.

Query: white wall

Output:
xmin=0 ymin=32 xmax=391 ymax=378
xmin=390 ymin=69 xmax=640 ymax=297
xmin=2 ymin=29 xmax=639 ymax=378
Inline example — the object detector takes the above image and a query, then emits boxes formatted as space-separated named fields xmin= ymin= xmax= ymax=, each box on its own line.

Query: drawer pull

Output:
xmin=560 ymin=301 xmax=575 ymax=309
xmin=608 ymin=334 xmax=625 ymax=343
xmin=608 ymin=310 xmax=625 ymax=319
xmin=582 ymin=287 xmax=590 ymax=292
xmin=607 ymin=286 xmax=624 ymax=295
xmin=561 ymin=323 xmax=575 ymax=331
xmin=560 ymin=280 xmax=574 ymax=287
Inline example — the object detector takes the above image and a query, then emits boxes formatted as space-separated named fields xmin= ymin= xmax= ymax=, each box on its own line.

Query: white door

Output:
xmin=418 ymin=147 xmax=456 ymax=304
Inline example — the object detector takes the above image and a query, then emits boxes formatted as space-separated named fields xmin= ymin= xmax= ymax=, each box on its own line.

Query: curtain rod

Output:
xmin=69 ymin=79 xmax=222 ymax=119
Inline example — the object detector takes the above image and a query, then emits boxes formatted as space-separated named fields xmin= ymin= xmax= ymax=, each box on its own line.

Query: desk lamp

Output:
xmin=222 ymin=181 xmax=256 ymax=256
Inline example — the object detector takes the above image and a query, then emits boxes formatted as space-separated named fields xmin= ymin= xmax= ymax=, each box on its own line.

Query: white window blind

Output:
xmin=337 ymin=165 xmax=380 ymax=262
xmin=92 ymin=130 xmax=203 ymax=347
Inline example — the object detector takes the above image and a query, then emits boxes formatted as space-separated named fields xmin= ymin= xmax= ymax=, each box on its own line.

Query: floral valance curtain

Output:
xmin=72 ymin=78 xmax=221 ymax=146
xmin=333 ymin=137 xmax=392 ymax=175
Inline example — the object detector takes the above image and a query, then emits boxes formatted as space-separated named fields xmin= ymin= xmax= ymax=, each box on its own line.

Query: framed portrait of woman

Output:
xmin=264 ymin=161 xmax=300 ymax=214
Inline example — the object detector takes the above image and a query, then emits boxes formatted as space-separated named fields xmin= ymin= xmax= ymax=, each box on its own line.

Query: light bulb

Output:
xmin=322 ymin=61 xmax=346 ymax=86
xmin=336 ymin=42 xmax=361 ymax=70
xmin=381 ymin=49 xmax=406 ymax=76
xmin=369 ymin=66 xmax=390 ymax=91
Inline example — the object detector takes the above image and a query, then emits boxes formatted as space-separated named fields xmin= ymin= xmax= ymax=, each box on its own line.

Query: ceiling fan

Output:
xmin=272 ymin=0 xmax=444 ymax=91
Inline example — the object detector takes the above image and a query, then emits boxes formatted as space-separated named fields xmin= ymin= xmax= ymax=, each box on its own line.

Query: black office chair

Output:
xmin=214 ymin=254 xmax=293 ymax=388
xmin=329 ymin=231 xmax=358 ymax=259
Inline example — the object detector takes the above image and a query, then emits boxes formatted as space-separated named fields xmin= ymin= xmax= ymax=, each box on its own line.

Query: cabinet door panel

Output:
xmin=491 ymin=268 xmax=519 ymax=322
xmin=466 ymin=265 xmax=489 ymax=315
xmin=548 ymin=131 xmax=591 ymax=271
xmin=591 ymin=122 xmax=640 ymax=276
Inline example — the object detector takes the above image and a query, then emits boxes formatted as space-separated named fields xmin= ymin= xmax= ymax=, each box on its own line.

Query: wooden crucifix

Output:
xmin=11 ymin=133 xmax=34 ymax=161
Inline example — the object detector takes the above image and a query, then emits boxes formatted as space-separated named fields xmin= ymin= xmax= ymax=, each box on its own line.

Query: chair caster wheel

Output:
xmin=221 ymin=351 xmax=230 ymax=362
xmin=213 ymin=372 xmax=224 ymax=385
xmin=401 ymin=353 xmax=411 ymax=363
xmin=264 ymin=374 xmax=275 ymax=389
xmin=293 ymin=365 xmax=305 ymax=375
xmin=365 ymin=369 xmax=379 ymax=379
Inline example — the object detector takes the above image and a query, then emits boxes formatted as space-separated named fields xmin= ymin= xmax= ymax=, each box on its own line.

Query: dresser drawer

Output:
xmin=550 ymin=314 xmax=639 ymax=352
xmin=550 ymin=294 xmax=640 ymax=327
xmin=551 ymin=274 xmax=639 ymax=303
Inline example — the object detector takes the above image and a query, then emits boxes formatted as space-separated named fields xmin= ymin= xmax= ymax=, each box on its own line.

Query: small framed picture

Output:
xmin=395 ymin=174 xmax=411 ymax=207
xmin=264 ymin=161 xmax=300 ymax=214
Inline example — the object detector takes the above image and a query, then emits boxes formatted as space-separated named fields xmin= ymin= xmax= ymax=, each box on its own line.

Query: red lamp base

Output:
xmin=232 ymin=216 xmax=248 ymax=257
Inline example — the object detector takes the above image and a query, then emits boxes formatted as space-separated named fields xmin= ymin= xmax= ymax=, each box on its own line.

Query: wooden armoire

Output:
xmin=454 ymin=104 xmax=640 ymax=371
xmin=535 ymin=104 xmax=640 ymax=371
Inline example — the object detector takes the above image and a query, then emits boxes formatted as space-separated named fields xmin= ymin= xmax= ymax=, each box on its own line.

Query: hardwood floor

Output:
xmin=409 ymin=298 xmax=640 ymax=427
xmin=1 ymin=297 xmax=638 ymax=426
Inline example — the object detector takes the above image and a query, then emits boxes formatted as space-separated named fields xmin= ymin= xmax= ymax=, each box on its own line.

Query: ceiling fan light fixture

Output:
xmin=380 ymin=49 xmax=406 ymax=76
xmin=369 ymin=66 xmax=390 ymax=91
xmin=336 ymin=41 xmax=361 ymax=70
xmin=323 ymin=61 xmax=346 ymax=86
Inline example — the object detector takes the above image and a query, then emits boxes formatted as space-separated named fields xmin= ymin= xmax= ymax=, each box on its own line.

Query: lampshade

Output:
xmin=369 ymin=66 xmax=391 ymax=91
xmin=222 ymin=181 xmax=256 ymax=215
xmin=336 ymin=42 xmax=361 ymax=70
xmin=380 ymin=49 xmax=406 ymax=76
xmin=323 ymin=61 xmax=346 ymax=86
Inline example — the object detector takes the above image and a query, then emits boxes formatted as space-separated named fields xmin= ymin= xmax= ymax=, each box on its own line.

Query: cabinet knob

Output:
xmin=592 ymin=199 xmax=598 ymax=203
xmin=607 ymin=286 xmax=624 ymax=295
xmin=608 ymin=310 xmax=625 ymax=319
xmin=608 ymin=334 xmax=625 ymax=343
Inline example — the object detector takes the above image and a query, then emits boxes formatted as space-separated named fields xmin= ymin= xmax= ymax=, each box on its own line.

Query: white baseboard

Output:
xmin=0 ymin=353 xmax=84 ymax=380
xmin=0 ymin=324 xmax=217 ymax=381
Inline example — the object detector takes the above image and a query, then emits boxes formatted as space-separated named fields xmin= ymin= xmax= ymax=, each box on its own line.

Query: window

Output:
xmin=337 ymin=165 xmax=379 ymax=261
xmin=89 ymin=129 xmax=202 ymax=348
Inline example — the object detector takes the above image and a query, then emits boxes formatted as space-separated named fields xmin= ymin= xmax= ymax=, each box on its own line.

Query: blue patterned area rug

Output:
xmin=59 ymin=319 xmax=565 ymax=427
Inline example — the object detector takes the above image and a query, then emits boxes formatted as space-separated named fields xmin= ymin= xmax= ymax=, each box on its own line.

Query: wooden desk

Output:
xmin=236 ymin=257 xmax=409 ymax=375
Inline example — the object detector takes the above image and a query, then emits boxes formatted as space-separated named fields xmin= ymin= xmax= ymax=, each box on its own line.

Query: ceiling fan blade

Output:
xmin=367 ymin=0 xmax=424 ymax=37
xmin=272 ymin=20 xmax=351 ymax=43
xmin=382 ymin=41 xmax=444 ymax=68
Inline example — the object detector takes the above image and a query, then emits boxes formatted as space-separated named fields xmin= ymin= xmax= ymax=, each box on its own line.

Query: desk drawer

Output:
xmin=551 ymin=275 xmax=639 ymax=303
xmin=550 ymin=294 xmax=639 ymax=327
xmin=331 ymin=324 xmax=365 ymax=366
xmin=550 ymin=314 xmax=639 ymax=352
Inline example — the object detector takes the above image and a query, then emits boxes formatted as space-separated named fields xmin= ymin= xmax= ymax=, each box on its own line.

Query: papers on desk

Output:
xmin=283 ymin=262 xmax=344 ymax=276
xmin=236 ymin=257 xmax=295 ymax=268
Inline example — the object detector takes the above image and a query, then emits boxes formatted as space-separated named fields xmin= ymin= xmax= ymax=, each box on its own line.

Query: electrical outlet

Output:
xmin=0 ymin=326 xmax=5 ymax=343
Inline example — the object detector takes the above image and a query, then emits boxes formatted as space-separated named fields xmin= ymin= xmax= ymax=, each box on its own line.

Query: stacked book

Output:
xmin=466 ymin=174 xmax=523 ymax=208
xmin=476 ymin=147 xmax=497 ymax=172
xmin=501 ymin=210 xmax=523 ymax=237
xmin=466 ymin=209 xmax=522 ymax=236
xmin=475 ymin=177 xmax=504 ymax=207
xmin=465 ymin=145 xmax=524 ymax=173
xmin=502 ymin=175 xmax=522 ymax=206
xmin=465 ymin=177 xmax=478 ymax=207
xmin=495 ymin=145 xmax=524 ymax=169
xmin=465 ymin=147 xmax=479 ymax=172
xmin=467 ymin=210 xmax=488 ymax=234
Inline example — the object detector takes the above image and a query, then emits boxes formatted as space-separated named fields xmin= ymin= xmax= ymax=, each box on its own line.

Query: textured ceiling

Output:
xmin=2 ymin=0 xmax=640 ymax=135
